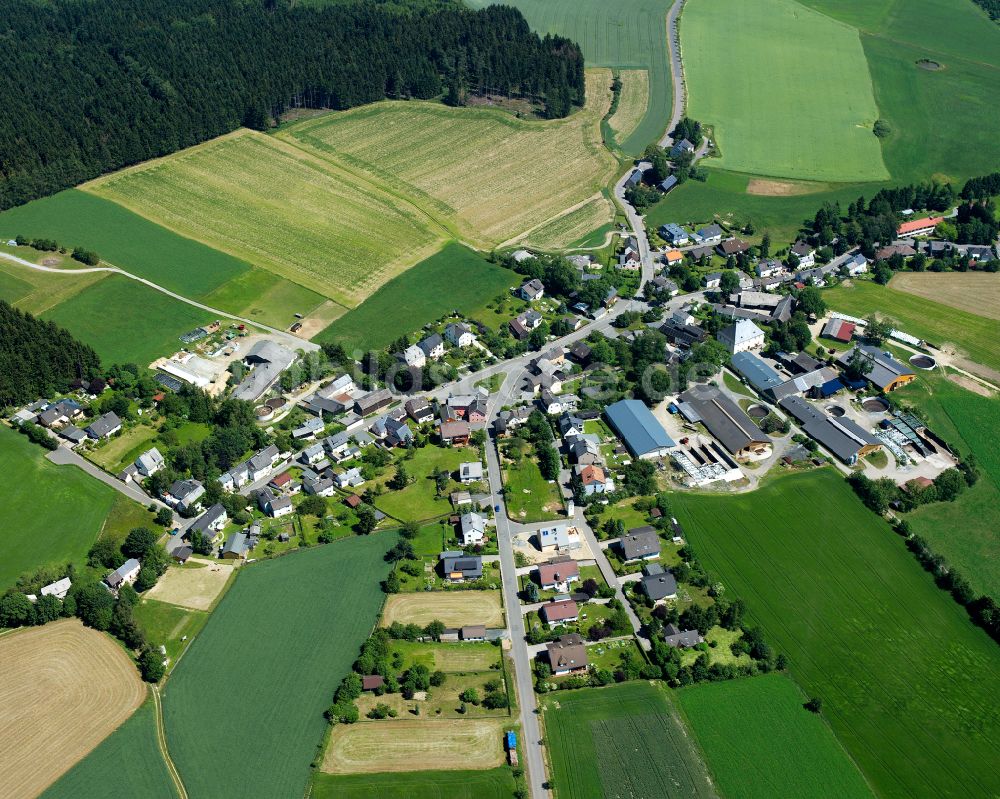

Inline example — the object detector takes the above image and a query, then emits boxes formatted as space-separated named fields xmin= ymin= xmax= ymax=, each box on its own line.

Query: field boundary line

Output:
xmin=496 ymin=192 xmax=608 ymax=249
xmin=152 ymin=685 xmax=188 ymax=799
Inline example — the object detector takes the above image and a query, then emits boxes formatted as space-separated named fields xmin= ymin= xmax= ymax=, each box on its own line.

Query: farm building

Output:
xmin=604 ymin=400 xmax=675 ymax=460
xmin=660 ymin=318 xmax=708 ymax=348
xmin=717 ymin=319 xmax=765 ymax=354
xmin=221 ymin=533 xmax=249 ymax=559
xmin=104 ymin=559 xmax=140 ymax=595
xmin=461 ymin=625 xmax=487 ymax=642
xmin=541 ymin=599 xmax=579 ymax=627
xmin=822 ymin=317 xmax=856 ymax=343
xmin=536 ymin=558 xmax=580 ymax=592
xmin=233 ymin=340 xmax=297 ymax=402
xmin=354 ymin=388 xmax=393 ymax=417
xmin=897 ymin=216 xmax=943 ymax=237
xmin=835 ymin=346 xmax=916 ymax=392
xmin=731 ymin=352 xmax=783 ymax=394
xmin=546 ymin=633 xmax=589 ymax=675
xmin=779 ymin=396 xmax=882 ymax=465
xmin=620 ymin=526 xmax=661 ymax=562
xmin=678 ymin=386 xmax=770 ymax=458
xmin=362 ymin=675 xmax=384 ymax=691
xmin=40 ymin=577 xmax=72 ymax=600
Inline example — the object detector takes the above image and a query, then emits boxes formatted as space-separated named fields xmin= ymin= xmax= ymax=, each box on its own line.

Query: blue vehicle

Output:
xmin=495 ymin=504 xmax=501 ymax=512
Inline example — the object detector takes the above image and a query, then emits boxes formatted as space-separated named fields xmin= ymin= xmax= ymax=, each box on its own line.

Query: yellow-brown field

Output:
xmin=0 ymin=619 xmax=146 ymax=798
xmin=890 ymin=272 xmax=1000 ymax=321
xmin=607 ymin=69 xmax=649 ymax=144
xmin=521 ymin=194 xmax=615 ymax=250
xmin=144 ymin=558 xmax=235 ymax=611
xmin=380 ymin=591 xmax=504 ymax=628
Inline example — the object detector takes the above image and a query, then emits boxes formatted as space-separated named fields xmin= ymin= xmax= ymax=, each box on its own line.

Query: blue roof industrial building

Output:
xmin=604 ymin=399 xmax=675 ymax=459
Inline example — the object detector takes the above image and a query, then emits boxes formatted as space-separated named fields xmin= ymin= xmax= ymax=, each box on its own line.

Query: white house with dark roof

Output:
xmin=165 ymin=479 xmax=205 ymax=512
xmin=519 ymin=278 xmax=545 ymax=301
xmin=790 ymin=241 xmax=816 ymax=267
xmin=85 ymin=411 xmax=122 ymax=440
xmin=401 ymin=344 xmax=426 ymax=368
xmin=104 ymin=559 xmax=140 ymax=595
xmin=418 ymin=333 xmax=445 ymax=360
xmin=135 ymin=447 xmax=165 ymax=477
xmin=459 ymin=512 xmax=487 ymax=546
xmin=41 ymin=577 xmax=72 ymax=600
xmin=445 ymin=322 xmax=476 ymax=348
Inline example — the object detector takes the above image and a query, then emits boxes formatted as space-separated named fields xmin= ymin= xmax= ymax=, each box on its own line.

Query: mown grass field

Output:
xmin=503 ymin=456 xmax=564 ymax=522
xmin=41 ymin=699 xmax=177 ymax=799
xmin=278 ymin=70 xmax=616 ymax=248
xmin=679 ymin=674 xmax=872 ymax=799
xmin=522 ymin=195 xmax=615 ymax=252
xmin=0 ymin=254 xmax=106 ymax=316
xmin=311 ymin=768 xmax=515 ymax=799
xmin=607 ymin=69 xmax=649 ymax=145
xmin=823 ymin=279 xmax=1000 ymax=376
xmin=683 ymin=0 xmax=887 ymax=181
xmin=374 ymin=445 xmax=475 ymax=523
xmin=672 ymin=469 xmax=1000 ymax=798
xmin=380 ymin=591 xmax=504 ymax=629
xmin=894 ymin=368 xmax=1000 ymax=596
xmin=542 ymin=681 xmax=717 ymax=799
xmin=0 ymin=426 xmax=116 ymax=590
xmin=162 ymin=535 xmax=393 ymax=799
xmin=41 ymin=274 xmax=216 ymax=366
xmin=315 ymin=243 xmax=514 ymax=352
xmin=132 ymin=598 xmax=210 ymax=670
xmin=889 ymin=272 xmax=1000 ymax=321
xmin=84 ymin=130 xmax=445 ymax=308
xmin=470 ymin=0 xmax=674 ymax=153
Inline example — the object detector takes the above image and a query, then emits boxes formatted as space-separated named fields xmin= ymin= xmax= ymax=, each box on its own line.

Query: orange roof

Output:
xmin=897 ymin=216 xmax=943 ymax=235
xmin=579 ymin=465 xmax=606 ymax=485
xmin=665 ymin=249 xmax=683 ymax=262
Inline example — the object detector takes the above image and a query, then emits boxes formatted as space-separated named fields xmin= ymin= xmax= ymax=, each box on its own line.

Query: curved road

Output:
xmin=659 ymin=0 xmax=688 ymax=149
xmin=0 ymin=251 xmax=316 ymax=352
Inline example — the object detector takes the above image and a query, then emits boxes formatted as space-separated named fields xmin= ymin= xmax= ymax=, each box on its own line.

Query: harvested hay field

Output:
xmin=0 ymin=620 xmax=146 ymax=799
xmin=278 ymin=70 xmax=616 ymax=248
xmin=608 ymin=69 xmax=649 ymax=144
xmin=381 ymin=591 xmax=504 ymax=628
xmin=322 ymin=719 xmax=506 ymax=774
xmin=521 ymin=194 xmax=615 ymax=251
xmin=890 ymin=272 xmax=1000 ymax=321
xmin=145 ymin=558 xmax=235 ymax=611
xmin=83 ymin=130 xmax=445 ymax=308
xmin=746 ymin=178 xmax=834 ymax=196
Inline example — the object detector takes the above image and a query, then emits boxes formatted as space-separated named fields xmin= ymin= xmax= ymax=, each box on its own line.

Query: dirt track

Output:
xmin=0 ymin=619 xmax=146 ymax=798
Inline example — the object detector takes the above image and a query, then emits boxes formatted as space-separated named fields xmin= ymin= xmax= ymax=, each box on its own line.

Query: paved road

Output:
xmin=0 ymin=251 xmax=315 ymax=352
xmin=658 ymin=0 xmax=688 ymax=148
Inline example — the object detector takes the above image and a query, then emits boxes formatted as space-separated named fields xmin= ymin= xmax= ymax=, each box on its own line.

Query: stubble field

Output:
xmin=607 ymin=69 xmax=650 ymax=145
xmin=0 ymin=620 xmax=147 ymax=799
xmin=380 ymin=590 xmax=504 ymax=628
xmin=521 ymin=195 xmax=616 ymax=252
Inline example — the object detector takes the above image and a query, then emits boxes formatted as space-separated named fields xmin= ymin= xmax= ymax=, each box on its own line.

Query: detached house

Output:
xmin=401 ymin=344 xmax=426 ymax=369
xmin=104 ymin=559 xmax=140 ymax=595
xmin=546 ymin=634 xmax=589 ymax=675
xmin=576 ymin=464 xmax=613 ymax=495
xmin=537 ymin=558 xmax=580 ymax=592
xmin=694 ymin=224 xmax=723 ymax=246
xmin=519 ymin=278 xmax=545 ymax=301
xmin=257 ymin=487 xmax=293 ymax=518
xmin=135 ymin=447 xmax=165 ymax=477
xmin=541 ymin=599 xmax=579 ymax=627
xmin=790 ymin=241 xmax=816 ymax=267
xmin=445 ymin=322 xmax=476 ymax=348
xmin=619 ymin=526 xmax=661 ymax=562
xmin=459 ymin=461 xmax=484 ymax=484
xmin=717 ymin=319 xmax=765 ymax=354
xmin=440 ymin=551 xmax=483 ymax=582
xmin=85 ymin=412 xmax=122 ymax=440
xmin=418 ymin=333 xmax=445 ymax=361
xmin=537 ymin=524 xmax=581 ymax=553
xmin=165 ymin=479 xmax=205 ymax=513
xmin=459 ymin=512 xmax=487 ymax=546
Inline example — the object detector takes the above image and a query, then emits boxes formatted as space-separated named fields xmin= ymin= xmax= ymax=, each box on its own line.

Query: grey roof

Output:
xmin=441 ymin=553 xmax=483 ymax=579
xmin=659 ymin=175 xmax=678 ymax=192
xmin=106 ymin=558 xmax=140 ymax=588
xmin=546 ymin=633 xmax=589 ymax=671
xmin=678 ymin=385 xmax=770 ymax=454
xmin=418 ymin=333 xmax=443 ymax=355
xmin=189 ymin=503 xmax=227 ymax=533
xmin=59 ymin=425 xmax=88 ymax=443
xmin=836 ymin=346 xmax=915 ymax=390
xmin=604 ymin=400 xmax=675 ymax=457
xmin=248 ymin=444 xmax=279 ymax=473
xmin=620 ymin=527 xmax=661 ymax=560
xmin=641 ymin=569 xmax=678 ymax=601
xmin=730 ymin=352 xmax=782 ymax=393
xmin=356 ymin=388 xmax=393 ymax=414
xmin=717 ymin=319 xmax=764 ymax=350
xmin=663 ymin=623 xmax=702 ymax=647
xmin=222 ymin=532 xmax=248 ymax=557
xmin=779 ymin=396 xmax=881 ymax=464
xmin=169 ymin=479 xmax=204 ymax=501
xmin=697 ymin=224 xmax=722 ymax=239
xmin=87 ymin=411 xmax=121 ymax=438
xmin=234 ymin=341 xmax=296 ymax=402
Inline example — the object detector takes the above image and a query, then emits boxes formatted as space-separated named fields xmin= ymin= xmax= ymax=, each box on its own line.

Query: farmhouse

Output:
xmin=104 ymin=558 xmax=140 ymax=595
xmin=604 ymin=399 xmax=675 ymax=459
xmin=897 ymin=216 xmax=943 ymax=237
xmin=576 ymin=463 xmax=613 ymax=495
xmin=460 ymin=461 xmax=484 ymax=484
xmin=41 ymin=577 xmax=72 ymax=600
xmin=541 ymin=599 xmax=579 ymax=627
xmin=660 ymin=318 xmax=708 ymax=348
xmin=135 ymin=447 xmax=165 ymax=477
xmin=779 ymin=396 xmax=882 ymax=465
xmin=836 ymin=346 xmax=916 ymax=392
xmin=445 ymin=322 xmax=476 ymax=347
xmin=233 ymin=340 xmax=296 ymax=403
xmin=620 ymin=526 xmax=661 ymax=562
xmin=418 ymin=333 xmax=445 ymax=360
xmin=822 ymin=318 xmax=856 ymax=343
xmin=546 ymin=633 xmax=589 ymax=675
xmin=640 ymin=563 xmax=678 ymax=602
xmin=663 ymin=623 xmax=703 ymax=648
xmin=85 ymin=411 xmax=122 ymax=440
xmin=672 ymin=138 xmax=695 ymax=158
xmin=355 ymin=388 xmax=393 ymax=417
xmin=519 ymin=278 xmax=545 ymax=301
xmin=537 ymin=558 xmax=580 ymax=592
xmin=440 ymin=551 xmax=483 ymax=582
xmin=717 ymin=319 xmax=765 ymax=354
xmin=537 ymin=523 xmax=581 ymax=553
xmin=292 ymin=416 xmax=324 ymax=440
xmin=678 ymin=385 xmax=770 ymax=458
xmin=459 ymin=512 xmax=487 ymax=546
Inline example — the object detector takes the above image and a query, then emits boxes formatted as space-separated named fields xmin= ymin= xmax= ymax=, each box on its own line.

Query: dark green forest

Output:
xmin=0 ymin=301 xmax=103 ymax=407
xmin=0 ymin=0 xmax=584 ymax=209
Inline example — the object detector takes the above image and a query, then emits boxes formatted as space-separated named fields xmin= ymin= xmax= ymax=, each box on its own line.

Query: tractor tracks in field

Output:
xmin=151 ymin=685 xmax=189 ymax=799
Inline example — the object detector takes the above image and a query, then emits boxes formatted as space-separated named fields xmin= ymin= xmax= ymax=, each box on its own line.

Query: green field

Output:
xmin=893 ymin=368 xmax=1000 ymax=596
xmin=0 ymin=426 xmax=117 ymax=590
xmin=311 ymin=768 xmax=516 ymax=799
xmin=469 ymin=0 xmax=674 ymax=153
xmin=542 ymin=681 xmax=717 ymax=799
xmin=0 ymin=254 xmax=106 ymax=316
xmin=132 ymin=598 xmax=209 ymax=671
xmin=679 ymin=674 xmax=872 ymax=799
xmin=823 ymin=280 xmax=1000 ymax=375
xmin=41 ymin=699 xmax=177 ymax=799
xmin=683 ymin=0 xmax=887 ymax=181
xmin=41 ymin=274 xmax=216 ymax=366
xmin=162 ymin=536 xmax=393 ymax=799
xmin=503 ymin=456 xmax=564 ymax=522
xmin=315 ymin=243 xmax=515 ymax=352
xmin=374 ymin=445 xmax=472 ymax=523
xmin=672 ymin=469 xmax=1000 ymax=798
xmin=84 ymin=130 xmax=445 ymax=309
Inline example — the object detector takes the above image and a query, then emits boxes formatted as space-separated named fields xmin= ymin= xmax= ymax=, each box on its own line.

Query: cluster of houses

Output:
xmin=10 ymin=397 xmax=123 ymax=447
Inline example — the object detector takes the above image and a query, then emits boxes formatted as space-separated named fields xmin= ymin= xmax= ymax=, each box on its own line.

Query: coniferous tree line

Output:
xmin=0 ymin=300 xmax=103 ymax=408
xmin=0 ymin=0 xmax=585 ymax=209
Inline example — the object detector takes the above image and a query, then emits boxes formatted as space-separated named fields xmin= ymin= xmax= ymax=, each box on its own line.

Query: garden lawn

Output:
xmin=0 ymin=426 xmax=116 ymax=590
xmin=678 ymin=674 xmax=872 ymax=799
xmin=682 ymin=0 xmax=887 ymax=182
xmin=162 ymin=535 xmax=393 ymax=799
xmin=40 ymin=700 xmax=177 ymax=799
xmin=503 ymin=457 xmax=563 ymax=522
xmin=389 ymin=640 xmax=500 ymax=673
xmin=672 ymin=469 xmax=1000 ymax=798
xmin=375 ymin=445 xmax=473 ymax=523
xmin=316 ymin=243 xmax=514 ymax=352
xmin=469 ymin=0 xmax=674 ymax=153
xmin=311 ymin=768 xmax=516 ymax=799
xmin=86 ymin=423 xmax=159 ymax=474
xmin=41 ymin=274 xmax=216 ymax=366
xmin=542 ymin=681 xmax=717 ymax=799
xmin=823 ymin=280 xmax=1000 ymax=376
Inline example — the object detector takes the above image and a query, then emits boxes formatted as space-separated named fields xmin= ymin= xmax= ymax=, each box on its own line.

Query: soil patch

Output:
xmin=145 ymin=558 xmax=235 ymax=611
xmin=380 ymin=591 xmax=504 ymax=628
xmin=946 ymin=372 xmax=995 ymax=398
xmin=746 ymin=178 xmax=832 ymax=197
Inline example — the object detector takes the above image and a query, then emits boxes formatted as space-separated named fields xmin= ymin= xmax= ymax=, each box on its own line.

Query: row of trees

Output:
xmin=0 ymin=0 xmax=585 ymax=208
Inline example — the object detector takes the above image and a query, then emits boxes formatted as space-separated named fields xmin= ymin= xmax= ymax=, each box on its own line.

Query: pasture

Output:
xmin=312 ymin=767 xmax=515 ymax=799
xmin=316 ymin=243 xmax=514 ymax=352
xmin=470 ymin=0 xmax=674 ymax=153
xmin=679 ymin=674 xmax=872 ymax=799
xmin=132 ymin=598 xmax=209 ymax=672
xmin=162 ymin=535 xmax=392 ymax=799
xmin=277 ymin=70 xmax=616 ymax=248
xmin=0 ymin=620 xmax=147 ymax=799
xmin=522 ymin=195 xmax=616 ymax=252
xmin=607 ymin=70 xmax=649 ymax=146
xmin=889 ymin=272 xmax=1000 ymax=321
xmin=390 ymin=640 xmax=500 ymax=673
xmin=682 ymin=0 xmax=888 ymax=182
xmin=0 ymin=426 xmax=116 ymax=590
xmin=823 ymin=280 xmax=1000 ymax=376
xmin=672 ymin=469 xmax=1000 ymax=798
xmin=322 ymin=718 xmax=507 ymax=774
xmin=541 ymin=681 xmax=717 ymax=799
xmin=84 ymin=130 xmax=445 ymax=308
xmin=144 ymin=558 xmax=235 ymax=611
xmin=380 ymin=591 xmax=504 ymax=628
xmin=41 ymin=700 xmax=177 ymax=799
